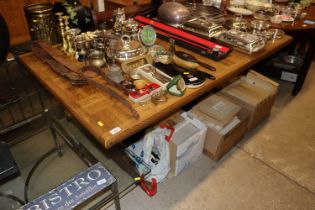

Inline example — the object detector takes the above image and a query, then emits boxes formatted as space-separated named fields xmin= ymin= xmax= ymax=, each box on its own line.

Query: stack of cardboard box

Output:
xmin=143 ymin=70 xmax=279 ymax=178
xmin=190 ymin=94 xmax=250 ymax=160
xmin=220 ymin=70 xmax=279 ymax=131
xmin=188 ymin=70 xmax=279 ymax=160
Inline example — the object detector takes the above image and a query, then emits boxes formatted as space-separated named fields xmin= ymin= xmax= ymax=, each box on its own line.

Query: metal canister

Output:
xmin=24 ymin=3 xmax=60 ymax=44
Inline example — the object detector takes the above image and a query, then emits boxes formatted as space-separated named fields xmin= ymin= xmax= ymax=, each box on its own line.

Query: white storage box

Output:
xmin=167 ymin=112 xmax=207 ymax=176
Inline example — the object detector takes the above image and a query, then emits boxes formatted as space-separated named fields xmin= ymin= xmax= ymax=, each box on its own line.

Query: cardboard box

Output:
xmin=203 ymin=108 xmax=249 ymax=160
xmin=191 ymin=94 xmax=242 ymax=130
xmin=167 ymin=112 xmax=207 ymax=176
xmin=220 ymin=70 xmax=279 ymax=131
xmin=191 ymin=94 xmax=249 ymax=160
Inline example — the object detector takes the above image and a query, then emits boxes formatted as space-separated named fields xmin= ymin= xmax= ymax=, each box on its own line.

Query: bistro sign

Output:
xmin=20 ymin=162 xmax=116 ymax=210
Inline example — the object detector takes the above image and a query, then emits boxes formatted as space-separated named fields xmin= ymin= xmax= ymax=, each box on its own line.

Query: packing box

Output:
xmin=167 ymin=112 xmax=207 ymax=176
xmin=220 ymin=70 xmax=279 ymax=131
xmin=191 ymin=94 xmax=249 ymax=160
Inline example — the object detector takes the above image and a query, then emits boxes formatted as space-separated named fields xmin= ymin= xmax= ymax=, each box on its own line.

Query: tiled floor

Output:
xmin=1 ymin=62 xmax=315 ymax=210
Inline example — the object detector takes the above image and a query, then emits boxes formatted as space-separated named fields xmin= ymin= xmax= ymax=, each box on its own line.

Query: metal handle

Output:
xmin=198 ymin=62 xmax=216 ymax=71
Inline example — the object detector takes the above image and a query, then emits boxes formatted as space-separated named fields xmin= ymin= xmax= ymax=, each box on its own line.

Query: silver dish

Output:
xmin=225 ymin=19 xmax=250 ymax=31
xmin=216 ymin=29 xmax=266 ymax=54
xmin=180 ymin=17 xmax=226 ymax=38
xmin=157 ymin=2 xmax=190 ymax=26
xmin=267 ymin=29 xmax=285 ymax=40
xmin=250 ymin=20 xmax=271 ymax=31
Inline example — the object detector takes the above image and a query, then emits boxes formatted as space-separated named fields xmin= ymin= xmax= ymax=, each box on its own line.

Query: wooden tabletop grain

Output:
xmin=19 ymin=36 xmax=292 ymax=149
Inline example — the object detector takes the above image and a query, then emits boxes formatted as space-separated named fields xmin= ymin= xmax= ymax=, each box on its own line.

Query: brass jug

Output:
xmin=24 ymin=3 xmax=60 ymax=44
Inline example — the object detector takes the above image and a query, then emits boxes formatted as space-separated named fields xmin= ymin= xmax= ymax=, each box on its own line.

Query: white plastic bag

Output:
xmin=127 ymin=126 xmax=171 ymax=183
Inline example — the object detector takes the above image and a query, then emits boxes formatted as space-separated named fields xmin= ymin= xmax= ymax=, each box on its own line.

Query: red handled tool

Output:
xmin=160 ymin=124 xmax=175 ymax=142
xmin=136 ymin=176 xmax=157 ymax=197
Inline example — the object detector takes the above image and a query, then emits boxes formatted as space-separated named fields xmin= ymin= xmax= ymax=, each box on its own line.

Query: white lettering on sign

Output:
xmin=73 ymin=177 xmax=89 ymax=190
xmin=87 ymin=169 xmax=102 ymax=181
xmin=24 ymin=168 xmax=106 ymax=210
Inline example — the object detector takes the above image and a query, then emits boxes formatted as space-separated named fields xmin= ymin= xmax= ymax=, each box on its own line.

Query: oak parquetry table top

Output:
xmin=19 ymin=36 xmax=292 ymax=149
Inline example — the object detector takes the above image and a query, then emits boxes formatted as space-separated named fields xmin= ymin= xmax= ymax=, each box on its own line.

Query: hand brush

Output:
xmin=174 ymin=51 xmax=216 ymax=71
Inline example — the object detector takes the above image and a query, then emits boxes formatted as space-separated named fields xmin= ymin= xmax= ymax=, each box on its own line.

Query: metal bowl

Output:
xmin=283 ymin=55 xmax=303 ymax=66
xmin=157 ymin=2 xmax=190 ymax=26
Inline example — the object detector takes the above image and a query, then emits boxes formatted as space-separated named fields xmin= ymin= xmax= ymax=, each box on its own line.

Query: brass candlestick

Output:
xmin=65 ymin=28 xmax=79 ymax=57
xmin=113 ymin=8 xmax=126 ymax=34
xmin=63 ymin=16 xmax=71 ymax=54
xmin=56 ymin=13 xmax=68 ymax=52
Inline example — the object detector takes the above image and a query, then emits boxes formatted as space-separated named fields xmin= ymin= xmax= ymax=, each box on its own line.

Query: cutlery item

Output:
xmin=175 ymin=51 xmax=216 ymax=71
xmin=154 ymin=62 xmax=206 ymax=87
xmin=141 ymin=65 xmax=171 ymax=83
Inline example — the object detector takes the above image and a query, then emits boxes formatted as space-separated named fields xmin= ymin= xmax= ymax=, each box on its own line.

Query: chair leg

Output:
xmin=44 ymin=109 xmax=62 ymax=157
xmin=112 ymin=182 xmax=121 ymax=210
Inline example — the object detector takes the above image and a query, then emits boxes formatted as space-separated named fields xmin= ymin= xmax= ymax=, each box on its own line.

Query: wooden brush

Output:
xmin=172 ymin=54 xmax=199 ymax=69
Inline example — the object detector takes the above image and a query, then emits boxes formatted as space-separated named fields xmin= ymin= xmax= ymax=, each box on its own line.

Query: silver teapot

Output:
xmin=114 ymin=35 xmax=145 ymax=62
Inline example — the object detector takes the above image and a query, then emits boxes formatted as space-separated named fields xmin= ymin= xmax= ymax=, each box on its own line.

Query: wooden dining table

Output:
xmin=269 ymin=4 xmax=315 ymax=95
xmin=18 ymin=35 xmax=292 ymax=149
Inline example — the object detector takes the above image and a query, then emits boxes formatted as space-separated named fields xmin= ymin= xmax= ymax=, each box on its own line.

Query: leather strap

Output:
xmin=32 ymin=42 xmax=87 ymax=85
xmin=81 ymin=65 xmax=140 ymax=119
xmin=34 ymin=40 xmax=82 ymax=75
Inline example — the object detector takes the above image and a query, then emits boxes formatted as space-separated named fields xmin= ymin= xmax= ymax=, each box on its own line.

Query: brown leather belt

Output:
xmin=31 ymin=41 xmax=86 ymax=85
xmin=81 ymin=65 xmax=139 ymax=119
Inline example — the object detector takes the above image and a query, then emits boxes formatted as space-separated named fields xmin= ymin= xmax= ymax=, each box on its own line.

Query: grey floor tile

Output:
xmin=108 ymin=149 xmax=315 ymax=210
xmin=0 ymin=129 xmax=87 ymax=209
xmin=239 ymin=62 xmax=315 ymax=193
